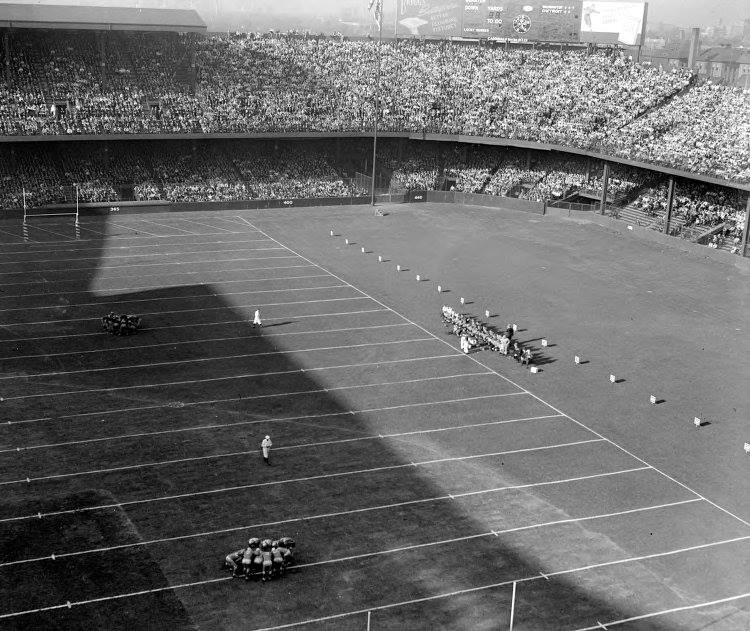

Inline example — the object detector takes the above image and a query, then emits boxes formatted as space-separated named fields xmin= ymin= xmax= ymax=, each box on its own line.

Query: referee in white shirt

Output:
xmin=261 ymin=435 xmax=272 ymax=465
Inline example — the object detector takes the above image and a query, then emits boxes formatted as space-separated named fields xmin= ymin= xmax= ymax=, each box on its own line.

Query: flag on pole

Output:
xmin=368 ymin=0 xmax=382 ymax=24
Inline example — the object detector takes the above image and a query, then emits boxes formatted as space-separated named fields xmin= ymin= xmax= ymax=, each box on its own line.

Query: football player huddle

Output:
xmin=224 ymin=537 xmax=296 ymax=582
xmin=101 ymin=312 xmax=142 ymax=336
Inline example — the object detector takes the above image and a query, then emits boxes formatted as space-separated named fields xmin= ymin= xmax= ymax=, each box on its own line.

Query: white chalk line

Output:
xmin=0 ymin=237 xmax=274 ymax=261
xmin=0 ymin=465 xmax=648 ymax=567
xmin=0 ymin=283 xmax=351 ymax=317
xmin=0 ymin=413 xmax=563 ymax=485
xmin=0 ymin=438 xmax=606 ymax=524
xmin=0 ymin=307 xmax=391 ymax=362
xmin=5 ymin=492 xmax=740 ymax=624
xmin=242 ymin=218 xmax=750 ymax=531
xmin=0 ymin=241 xmax=274 ymax=267
xmin=0 ymin=270 xmax=328 ymax=309
xmin=0 ymin=249 xmax=285 ymax=277
xmin=0 ymin=255 xmax=303 ymax=288
xmin=108 ymin=220 xmax=157 ymax=237
xmin=0 ymin=226 xmax=260 ymax=248
xmin=134 ymin=218 xmax=201 ymax=235
xmin=1 ymin=323 xmax=413 ymax=362
xmin=3 ymin=391 xmax=523 ymax=448
xmin=1 ymin=352 xmax=473 ymax=401
xmin=0 ymin=334 xmax=435 ymax=382
xmin=571 ymin=592 xmax=750 ymax=631
xmin=175 ymin=217 xmax=242 ymax=234
xmin=3 ymin=294 xmax=369 ymax=329
xmin=250 ymin=536 xmax=750 ymax=631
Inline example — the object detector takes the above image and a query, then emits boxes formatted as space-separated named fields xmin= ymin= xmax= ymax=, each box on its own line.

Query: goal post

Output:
xmin=22 ymin=184 xmax=80 ymax=224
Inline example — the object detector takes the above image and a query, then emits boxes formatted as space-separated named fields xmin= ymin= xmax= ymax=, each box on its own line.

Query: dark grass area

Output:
xmin=0 ymin=207 xmax=747 ymax=630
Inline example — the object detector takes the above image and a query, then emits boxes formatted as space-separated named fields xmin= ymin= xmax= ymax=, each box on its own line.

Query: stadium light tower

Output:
xmin=369 ymin=0 xmax=383 ymax=206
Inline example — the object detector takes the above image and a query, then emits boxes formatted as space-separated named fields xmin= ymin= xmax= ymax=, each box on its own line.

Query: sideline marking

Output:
xmin=0 ymin=439 xmax=607 ymax=524
xmin=239 ymin=217 xmax=750 ymax=530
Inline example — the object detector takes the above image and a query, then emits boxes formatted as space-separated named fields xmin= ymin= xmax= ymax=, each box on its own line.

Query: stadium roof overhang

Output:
xmin=0 ymin=3 xmax=206 ymax=33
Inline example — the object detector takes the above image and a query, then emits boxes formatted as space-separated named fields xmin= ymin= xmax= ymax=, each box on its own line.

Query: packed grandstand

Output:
xmin=0 ymin=29 xmax=748 ymax=251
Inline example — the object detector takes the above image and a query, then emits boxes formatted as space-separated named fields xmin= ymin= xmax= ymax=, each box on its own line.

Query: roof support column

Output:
xmin=741 ymin=194 xmax=750 ymax=258
xmin=3 ymin=31 xmax=10 ymax=83
xmin=664 ymin=177 xmax=675 ymax=235
xmin=600 ymin=162 xmax=610 ymax=214
xmin=99 ymin=32 xmax=106 ymax=83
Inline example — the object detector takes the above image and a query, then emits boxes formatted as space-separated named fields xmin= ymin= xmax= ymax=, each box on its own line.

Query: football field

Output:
xmin=0 ymin=203 xmax=747 ymax=630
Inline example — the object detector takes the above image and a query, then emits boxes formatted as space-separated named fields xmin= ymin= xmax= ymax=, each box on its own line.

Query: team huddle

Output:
xmin=101 ymin=312 xmax=143 ymax=336
xmin=224 ymin=537 xmax=296 ymax=582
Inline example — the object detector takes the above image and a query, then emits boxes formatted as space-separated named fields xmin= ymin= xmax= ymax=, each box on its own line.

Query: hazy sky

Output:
xmin=8 ymin=0 xmax=749 ymax=28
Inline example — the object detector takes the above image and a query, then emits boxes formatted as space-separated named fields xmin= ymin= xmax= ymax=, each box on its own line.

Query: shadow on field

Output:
xmin=0 ymin=213 xmax=675 ymax=630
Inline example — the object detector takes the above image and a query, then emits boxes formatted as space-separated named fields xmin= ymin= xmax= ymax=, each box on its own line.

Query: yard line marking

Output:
xmin=1 ymin=337 xmax=436 ymax=381
xmin=0 ymin=467 xmax=655 ymax=568
xmin=0 ymin=227 xmax=34 ymax=242
xmin=0 ymin=268 xmax=322 ymax=302
xmin=0 ymin=307 xmax=390 ymax=350
xmin=177 ymin=217 xmax=240 ymax=234
xmin=109 ymin=221 xmax=158 ymax=237
xmin=0 ymin=353 xmax=474 ymax=401
xmin=1 ymin=323 xmax=413 ymax=361
xmin=0 ymin=413 xmax=562 ymax=485
xmin=135 ymin=218 xmax=199 ymax=235
xmin=0 ymin=283 xmax=349 ymax=316
xmin=572 ymin=593 xmax=750 ymax=631
xmin=0 ymin=439 xmax=607 ymax=524
xmin=5 ymin=392 xmax=523 ymax=446
xmin=509 ymin=581 xmax=516 ymax=631
xmin=2 ymin=537 xmax=745 ymax=624
xmin=3 ymin=295 xmax=369 ymax=328
xmin=0 ymin=256 xmax=304 ymax=288
xmin=0 ymin=239 xmax=273 ymax=263
xmin=0 ymin=229 xmax=259 ymax=248
xmin=64 ymin=223 xmax=108 ymax=237
xmin=240 ymin=218 xmax=750 ymax=531
xmin=0 ymin=250 xmax=287 ymax=277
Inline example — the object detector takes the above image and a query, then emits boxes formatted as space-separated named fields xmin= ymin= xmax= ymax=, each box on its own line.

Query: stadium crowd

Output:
xmin=2 ymin=139 xmax=744 ymax=253
xmin=0 ymin=32 xmax=747 ymax=183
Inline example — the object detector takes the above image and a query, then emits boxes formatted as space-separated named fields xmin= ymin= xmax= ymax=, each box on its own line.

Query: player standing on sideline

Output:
xmin=253 ymin=308 xmax=262 ymax=328
xmin=261 ymin=435 xmax=272 ymax=465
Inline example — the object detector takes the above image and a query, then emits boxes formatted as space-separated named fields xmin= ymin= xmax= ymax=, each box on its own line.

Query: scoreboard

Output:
xmin=461 ymin=1 xmax=580 ymax=42
xmin=396 ymin=1 xmax=646 ymax=45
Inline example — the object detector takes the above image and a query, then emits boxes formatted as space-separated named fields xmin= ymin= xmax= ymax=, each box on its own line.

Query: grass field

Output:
xmin=0 ymin=203 xmax=747 ymax=630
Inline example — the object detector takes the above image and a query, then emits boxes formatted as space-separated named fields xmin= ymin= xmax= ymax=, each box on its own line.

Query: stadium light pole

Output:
xmin=370 ymin=0 xmax=384 ymax=206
